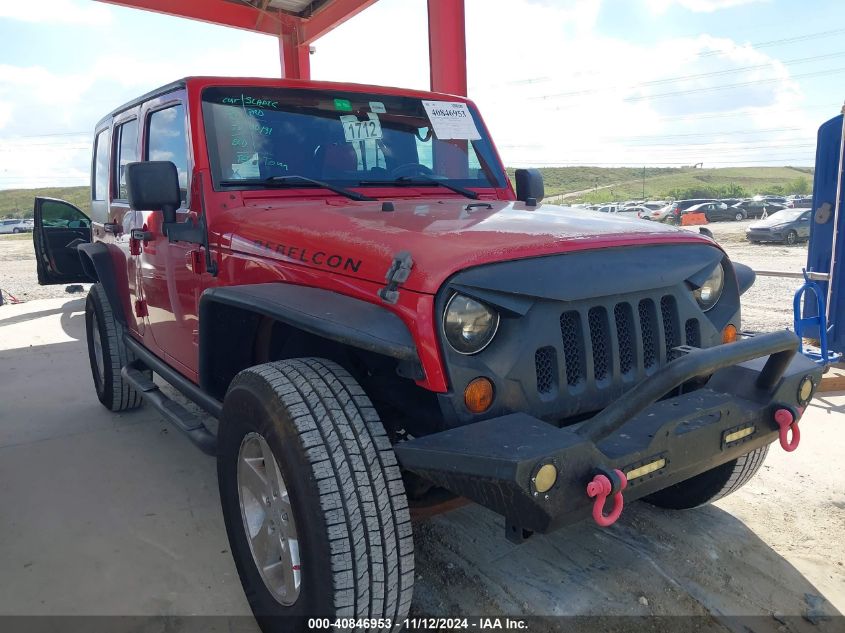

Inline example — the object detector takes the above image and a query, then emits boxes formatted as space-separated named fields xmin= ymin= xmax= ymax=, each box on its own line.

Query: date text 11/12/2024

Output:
xmin=307 ymin=618 xmax=529 ymax=630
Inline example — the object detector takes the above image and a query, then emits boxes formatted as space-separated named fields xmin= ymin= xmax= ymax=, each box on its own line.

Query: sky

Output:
xmin=0 ymin=0 xmax=843 ymax=189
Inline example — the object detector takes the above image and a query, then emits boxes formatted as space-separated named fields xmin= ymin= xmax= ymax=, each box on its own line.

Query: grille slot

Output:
xmin=588 ymin=307 xmax=611 ymax=382
xmin=661 ymin=295 xmax=680 ymax=359
xmin=535 ymin=346 xmax=556 ymax=394
xmin=544 ymin=292 xmax=692 ymax=399
xmin=685 ymin=318 xmax=701 ymax=347
xmin=614 ymin=303 xmax=636 ymax=375
xmin=560 ymin=311 xmax=585 ymax=386
xmin=639 ymin=299 xmax=659 ymax=370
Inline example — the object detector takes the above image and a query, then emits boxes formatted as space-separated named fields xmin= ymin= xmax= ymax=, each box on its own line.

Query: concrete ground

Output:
xmin=1 ymin=297 xmax=844 ymax=630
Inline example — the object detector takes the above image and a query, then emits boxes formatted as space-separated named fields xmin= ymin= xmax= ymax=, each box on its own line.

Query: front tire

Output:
xmin=85 ymin=283 xmax=145 ymax=411
xmin=218 ymin=358 xmax=414 ymax=631
xmin=12 ymin=227 xmax=20 ymax=234
xmin=645 ymin=445 xmax=768 ymax=509
xmin=734 ymin=211 xmax=745 ymax=221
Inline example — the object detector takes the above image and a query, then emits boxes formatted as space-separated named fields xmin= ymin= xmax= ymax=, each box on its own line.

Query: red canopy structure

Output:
xmin=95 ymin=0 xmax=467 ymax=95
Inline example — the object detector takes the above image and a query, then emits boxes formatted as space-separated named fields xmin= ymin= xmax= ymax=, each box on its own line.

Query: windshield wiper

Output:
xmin=359 ymin=176 xmax=479 ymax=200
xmin=219 ymin=175 xmax=375 ymax=202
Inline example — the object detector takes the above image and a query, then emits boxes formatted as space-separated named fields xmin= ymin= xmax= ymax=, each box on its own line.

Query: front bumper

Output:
xmin=395 ymin=331 xmax=821 ymax=533
xmin=747 ymin=229 xmax=785 ymax=242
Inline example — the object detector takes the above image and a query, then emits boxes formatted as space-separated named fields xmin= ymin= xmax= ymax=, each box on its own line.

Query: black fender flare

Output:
xmin=198 ymin=283 xmax=420 ymax=397
xmin=77 ymin=242 xmax=130 ymax=324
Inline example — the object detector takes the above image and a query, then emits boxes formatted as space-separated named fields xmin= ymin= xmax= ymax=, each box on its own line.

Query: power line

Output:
xmin=537 ymin=50 xmax=845 ymax=100
xmin=623 ymin=67 xmax=845 ymax=102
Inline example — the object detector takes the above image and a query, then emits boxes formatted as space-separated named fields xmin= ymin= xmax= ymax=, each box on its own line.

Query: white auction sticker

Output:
xmin=369 ymin=101 xmax=386 ymax=113
xmin=340 ymin=113 xmax=383 ymax=142
xmin=422 ymin=100 xmax=481 ymax=140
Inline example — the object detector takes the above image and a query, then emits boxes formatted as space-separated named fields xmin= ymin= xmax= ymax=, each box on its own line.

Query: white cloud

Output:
xmin=646 ymin=0 xmax=767 ymax=14
xmin=0 ymin=0 xmax=113 ymax=25
xmin=0 ymin=0 xmax=816 ymax=190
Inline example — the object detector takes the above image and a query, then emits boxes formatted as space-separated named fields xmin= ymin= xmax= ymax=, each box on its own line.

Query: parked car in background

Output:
xmin=0 ymin=218 xmax=32 ymax=234
xmin=746 ymin=208 xmax=812 ymax=244
xmin=646 ymin=203 xmax=677 ymax=222
xmin=617 ymin=205 xmax=651 ymax=219
xmin=685 ymin=201 xmax=747 ymax=222
xmin=597 ymin=204 xmax=621 ymax=213
xmin=788 ymin=196 xmax=812 ymax=208
xmin=735 ymin=200 xmax=786 ymax=219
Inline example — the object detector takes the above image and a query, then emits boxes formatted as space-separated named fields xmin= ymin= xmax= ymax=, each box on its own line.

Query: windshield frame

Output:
xmin=200 ymin=85 xmax=508 ymax=196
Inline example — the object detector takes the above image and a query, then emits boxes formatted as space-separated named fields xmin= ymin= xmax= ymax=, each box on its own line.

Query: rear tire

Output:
xmin=785 ymin=230 xmax=798 ymax=245
xmin=218 ymin=358 xmax=414 ymax=631
xmin=734 ymin=211 xmax=745 ymax=221
xmin=644 ymin=445 xmax=768 ymax=509
xmin=12 ymin=227 xmax=20 ymax=234
xmin=85 ymin=283 xmax=145 ymax=411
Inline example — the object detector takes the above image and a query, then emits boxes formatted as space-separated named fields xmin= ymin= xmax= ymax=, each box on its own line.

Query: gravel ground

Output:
xmin=0 ymin=220 xmax=807 ymax=330
xmin=0 ymin=234 xmax=91 ymax=302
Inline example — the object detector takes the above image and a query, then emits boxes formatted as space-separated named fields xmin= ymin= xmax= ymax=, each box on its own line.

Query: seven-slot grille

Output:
xmin=536 ymin=294 xmax=701 ymax=395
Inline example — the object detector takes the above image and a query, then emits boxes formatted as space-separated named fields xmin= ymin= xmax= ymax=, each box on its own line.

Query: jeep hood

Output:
xmin=215 ymin=198 xmax=715 ymax=295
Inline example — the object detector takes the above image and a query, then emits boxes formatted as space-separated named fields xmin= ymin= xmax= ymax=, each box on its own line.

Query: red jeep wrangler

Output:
xmin=34 ymin=77 xmax=820 ymax=629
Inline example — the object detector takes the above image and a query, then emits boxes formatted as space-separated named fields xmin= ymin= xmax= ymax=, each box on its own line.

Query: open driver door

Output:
xmin=33 ymin=197 xmax=92 ymax=285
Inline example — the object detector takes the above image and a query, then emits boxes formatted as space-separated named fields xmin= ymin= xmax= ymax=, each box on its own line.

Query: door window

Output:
xmin=146 ymin=104 xmax=189 ymax=203
xmin=92 ymin=129 xmax=110 ymax=201
xmin=41 ymin=200 xmax=90 ymax=228
xmin=114 ymin=119 xmax=138 ymax=200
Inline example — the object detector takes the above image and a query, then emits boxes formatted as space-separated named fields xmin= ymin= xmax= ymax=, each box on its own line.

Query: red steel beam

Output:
xmin=298 ymin=0 xmax=379 ymax=44
xmin=427 ymin=0 xmax=467 ymax=96
xmin=279 ymin=29 xmax=311 ymax=79
xmin=93 ymin=0 xmax=283 ymax=34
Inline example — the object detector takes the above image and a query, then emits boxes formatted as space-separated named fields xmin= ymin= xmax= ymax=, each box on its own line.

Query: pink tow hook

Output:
xmin=774 ymin=407 xmax=801 ymax=452
xmin=586 ymin=469 xmax=627 ymax=527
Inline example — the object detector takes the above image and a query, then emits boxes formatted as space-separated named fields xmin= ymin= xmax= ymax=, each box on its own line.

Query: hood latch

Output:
xmin=379 ymin=251 xmax=414 ymax=304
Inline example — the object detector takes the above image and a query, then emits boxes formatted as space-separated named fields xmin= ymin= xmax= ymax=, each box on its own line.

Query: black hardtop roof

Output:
xmin=95 ymin=79 xmax=186 ymax=130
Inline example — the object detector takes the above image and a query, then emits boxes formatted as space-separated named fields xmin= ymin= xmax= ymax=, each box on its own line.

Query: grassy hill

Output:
xmin=534 ymin=166 xmax=814 ymax=203
xmin=0 ymin=187 xmax=90 ymax=219
xmin=0 ymin=166 xmax=814 ymax=218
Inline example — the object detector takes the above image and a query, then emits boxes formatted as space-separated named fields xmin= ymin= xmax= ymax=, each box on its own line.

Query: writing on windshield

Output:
xmin=201 ymin=87 xmax=506 ymax=190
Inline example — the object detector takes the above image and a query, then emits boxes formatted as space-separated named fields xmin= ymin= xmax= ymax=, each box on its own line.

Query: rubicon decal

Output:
xmin=230 ymin=235 xmax=363 ymax=273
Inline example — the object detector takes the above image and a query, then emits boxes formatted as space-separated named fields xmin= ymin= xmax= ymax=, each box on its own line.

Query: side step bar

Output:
xmin=121 ymin=361 xmax=217 ymax=455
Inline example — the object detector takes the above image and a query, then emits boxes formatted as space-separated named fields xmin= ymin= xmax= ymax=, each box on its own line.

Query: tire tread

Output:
xmin=235 ymin=359 xmax=413 ymax=631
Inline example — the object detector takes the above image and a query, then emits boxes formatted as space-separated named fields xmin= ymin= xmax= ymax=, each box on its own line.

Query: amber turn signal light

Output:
xmin=722 ymin=324 xmax=738 ymax=344
xmin=464 ymin=377 xmax=494 ymax=413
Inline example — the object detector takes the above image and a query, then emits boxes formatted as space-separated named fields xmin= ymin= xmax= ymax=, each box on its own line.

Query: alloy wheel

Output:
xmin=237 ymin=432 xmax=301 ymax=606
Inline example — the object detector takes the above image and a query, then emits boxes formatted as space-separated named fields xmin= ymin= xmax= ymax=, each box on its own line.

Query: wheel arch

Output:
xmin=77 ymin=242 xmax=132 ymax=324
xmin=199 ymin=283 xmax=423 ymax=402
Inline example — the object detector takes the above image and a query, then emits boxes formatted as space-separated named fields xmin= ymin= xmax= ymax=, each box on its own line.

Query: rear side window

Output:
xmin=146 ymin=104 xmax=188 ymax=202
xmin=114 ymin=119 xmax=138 ymax=200
xmin=92 ymin=129 xmax=110 ymax=201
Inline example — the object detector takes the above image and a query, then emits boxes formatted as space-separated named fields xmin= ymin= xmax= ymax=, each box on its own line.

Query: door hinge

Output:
xmin=378 ymin=251 xmax=414 ymax=304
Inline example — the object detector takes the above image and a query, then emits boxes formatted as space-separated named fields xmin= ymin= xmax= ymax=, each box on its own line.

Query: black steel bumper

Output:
xmin=395 ymin=331 xmax=822 ymax=533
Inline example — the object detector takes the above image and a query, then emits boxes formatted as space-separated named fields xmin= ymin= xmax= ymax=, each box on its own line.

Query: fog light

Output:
xmin=798 ymin=375 xmax=815 ymax=406
xmin=722 ymin=324 xmax=738 ymax=344
xmin=464 ymin=377 xmax=494 ymax=413
xmin=533 ymin=464 xmax=558 ymax=493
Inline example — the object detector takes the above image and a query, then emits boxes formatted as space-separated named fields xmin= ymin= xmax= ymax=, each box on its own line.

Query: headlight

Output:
xmin=443 ymin=293 xmax=500 ymax=354
xmin=694 ymin=264 xmax=725 ymax=311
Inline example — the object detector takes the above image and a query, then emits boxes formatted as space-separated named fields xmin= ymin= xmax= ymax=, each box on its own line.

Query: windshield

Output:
xmin=765 ymin=209 xmax=804 ymax=223
xmin=201 ymin=86 xmax=506 ymax=191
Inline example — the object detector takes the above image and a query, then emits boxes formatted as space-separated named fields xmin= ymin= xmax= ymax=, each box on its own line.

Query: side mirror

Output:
xmin=514 ymin=168 xmax=544 ymax=205
xmin=126 ymin=161 xmax=181 ymax=224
